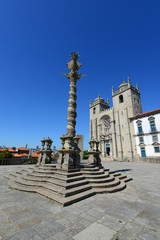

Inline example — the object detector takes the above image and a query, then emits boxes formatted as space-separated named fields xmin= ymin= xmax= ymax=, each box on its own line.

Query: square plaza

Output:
xmin=0 ymin=161 xmax=159 ymax=240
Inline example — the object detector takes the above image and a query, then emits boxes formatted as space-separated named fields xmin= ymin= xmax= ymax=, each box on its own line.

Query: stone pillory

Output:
xmin=6 ymin=53 xmax=133 ymax=206
xmin=57 ymin=52 xmax=82 ymax=170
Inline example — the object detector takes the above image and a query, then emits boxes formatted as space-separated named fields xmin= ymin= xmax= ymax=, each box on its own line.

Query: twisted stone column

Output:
xmin=66 ymin=77 xmax=77 ymax=137
xmin=66 ymin=55 xmax=81 ymax=137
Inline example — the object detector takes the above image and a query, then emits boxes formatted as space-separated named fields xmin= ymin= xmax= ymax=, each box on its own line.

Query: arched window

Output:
xmin=93 ymin=107 xmax=96 ymax=114
xmin=136 ymin=120 xmax=143 ymax=134
xmin=153 ymin=142 xmax=160 ymax=153
xmin=148 ymin=117 xmax=156 ymax=133
xmin=119 ymin=95 xmax=123 ymax=103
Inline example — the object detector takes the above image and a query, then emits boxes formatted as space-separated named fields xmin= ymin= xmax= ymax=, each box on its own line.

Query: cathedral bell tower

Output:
xmin=90 ymin=95 xmax=110 ymax=140
xmin=112 ymin=78 xmax=142 ymax=161
xmin=112 ymin=78 xmax=142 ymax=117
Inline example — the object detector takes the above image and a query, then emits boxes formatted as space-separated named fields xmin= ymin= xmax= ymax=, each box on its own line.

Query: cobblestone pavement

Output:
xmin=0 ymin=162 xmax=160 ymax=240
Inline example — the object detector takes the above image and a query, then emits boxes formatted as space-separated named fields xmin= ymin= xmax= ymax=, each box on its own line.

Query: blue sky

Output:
xmin=0 ymin=0 xmax=160 ymax=150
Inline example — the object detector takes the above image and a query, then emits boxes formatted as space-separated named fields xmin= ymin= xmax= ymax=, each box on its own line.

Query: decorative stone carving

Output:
xmin=104 ymin=119 xmax=110 ymax=129
xmin=37 ymin=137 xmax=53 ymax=166
xmin=88 ymin=138 xmax=101 ymax=167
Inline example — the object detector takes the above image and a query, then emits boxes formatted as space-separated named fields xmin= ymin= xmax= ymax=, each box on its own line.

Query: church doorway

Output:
xmin=106 ymin=144 xmax=110 ymax=156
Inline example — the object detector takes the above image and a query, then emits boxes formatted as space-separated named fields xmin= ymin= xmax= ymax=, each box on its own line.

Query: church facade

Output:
xmin=89 ymin=78 xmax=144 ymax=161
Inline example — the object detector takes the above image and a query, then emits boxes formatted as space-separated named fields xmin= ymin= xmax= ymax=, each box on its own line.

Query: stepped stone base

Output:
xmin=6 ymin=164 xmax=132 ymax=206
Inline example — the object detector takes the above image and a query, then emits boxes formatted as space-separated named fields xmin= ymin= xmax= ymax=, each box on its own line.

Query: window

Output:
xmin=141 ymin=147 xmax=146 ymax=157
xmin=137 ymin=123 xmax=143 ymax=134
xmin=139 ymin=137 xmax=144 ymax=143
xmin=148 ymin=117 xmax=157 ymax=133
xmin=119 ymin=95 xmax=123 ymax=103
xmin=150 ymin=120 xmax=156 ymax=133
xmin=152 ymin=135 xmax=158 ymax=142
xmin=106 ymin=144 xmax=110 ymax=156
xmin=154 ymin=146 xmax=160 ymax=153
xmin=93 ymin=107 xmax=96 ymax=114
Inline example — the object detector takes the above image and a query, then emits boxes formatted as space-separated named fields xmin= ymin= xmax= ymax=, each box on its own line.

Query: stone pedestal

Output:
xmin=37 ymin=137 xmax=53 ymax=166
xmin=57 ymin=135 xmax=81 ymax=170
xmin=88 ymin=139 xmax=102 ymax=167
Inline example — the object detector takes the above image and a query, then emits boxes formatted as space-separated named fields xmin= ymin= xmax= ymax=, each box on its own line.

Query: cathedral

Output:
xmin=89 ymin=78 xmax=160 ymax=162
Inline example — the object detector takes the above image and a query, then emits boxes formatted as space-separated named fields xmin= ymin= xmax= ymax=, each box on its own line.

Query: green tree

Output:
xmin=83 ymin=150 xmax=88 ymax=159
xmin=0 ymin=150 xmax=13 ymax=159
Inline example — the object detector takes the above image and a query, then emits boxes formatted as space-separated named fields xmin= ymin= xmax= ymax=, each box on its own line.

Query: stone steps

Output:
xmin=15 ymin=175 xmax=92 ymax=197
xmin=117 ymin=175 xmax=127 ymax=180
xmin=54 ymin=171 xmax=82 ymax=178
xmin=22 ymin=176 xmax=88 ymax=189
xmin=87 ymin=175 xmax=114 ymax=183
xmin=15 ymin=176 xmax=65 ymax=194
xmin=22 ymin=174 xmax=89 ymax=189
xmin=91 ymin=178 xmax=120 ymax=188
xmin=9 ymin=173 xmax=18 ymax=178
xmin=80 ymin=170 xmax=105 ymax=175
xmin=38 ymin=188 xmax=95 ymax=207
xmin=30 ymin=169 xmax=84 ymax=180
xmin=94 ymin=181 xmax=126 ymax=193
xmin=104 ymin=169 xmax=110 ymax=172
xmin=62 ymin=189 xmax=95 ymax=206
xmin=123 ymin=177 xmax=133 ymax=183
xmin=33 ymin=169 xmax=56 ymax=174
xmin=80 ymin=167 xmax=100 ymax=171
xmin=22 ymin=173 xmax=88 ymax=189
xmin=27 ymin=172 xmax=85 ymax=183
xmin=82 ymin=173 xmax=109 ymax=179
xmin=7 ymin=164 xmax=132 ymax=206
xmin=8 ymin=179 xmax=95 ymax=206
xmin=15 ymin=171 xmax=23 ymax=175
xmin=113 ymin=173 xmax=121 ymax=177
xmin=43 ymin=164 xmax=57 ymax=168
xmin=38 ymin=166 xmax=56 ymax=170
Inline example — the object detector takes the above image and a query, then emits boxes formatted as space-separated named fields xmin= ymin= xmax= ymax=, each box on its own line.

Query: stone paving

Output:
xmin=0 ymin=162 xmax=160 ymax=240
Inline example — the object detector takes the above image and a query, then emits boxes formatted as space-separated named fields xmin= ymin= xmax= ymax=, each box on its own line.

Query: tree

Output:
xmin=0 ymin=150 xmax=13 ymax=159
xmin=83 ymin=150 xmax=88 ymax=159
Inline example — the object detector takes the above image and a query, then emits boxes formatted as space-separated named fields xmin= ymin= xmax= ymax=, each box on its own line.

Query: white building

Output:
xmin=130 ymin=109 xmax=160 ymax=159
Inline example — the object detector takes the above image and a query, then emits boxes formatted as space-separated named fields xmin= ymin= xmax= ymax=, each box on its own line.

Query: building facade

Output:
xmin=130 ymin=109 xmax=160 ymax=159
xmin=89 ymin=78 xmax=160 ymax=162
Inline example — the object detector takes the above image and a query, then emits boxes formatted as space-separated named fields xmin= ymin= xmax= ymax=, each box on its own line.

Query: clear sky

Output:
xmin=0 ymin=0 xmax=160 ymax=150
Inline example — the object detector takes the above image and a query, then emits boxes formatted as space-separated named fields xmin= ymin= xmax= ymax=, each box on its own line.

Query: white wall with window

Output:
xmin=132 ymin=110 xmax=160 ymax=158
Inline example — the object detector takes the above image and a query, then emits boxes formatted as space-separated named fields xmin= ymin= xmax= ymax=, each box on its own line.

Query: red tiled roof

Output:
xmin=21 ymin=153 xmax=28 ymax=156
xmin=0 ymin=148 xmax=16 ymax=152
xmin=13 ymin=153 xmax=21 ymax=157
xmin=18 ymin=147 xmax=29 ymax=151
xmin=32 ymin=153 xmax=40 ymax=158
xmin=13 ymin=153 xmax=28 ymax=157
xmin=0 ymin=149 xmax=6 ymax=152
xmin=7 ymin=148 xmax=16 ymax=152
xmin=130 ymin=108 xmax=160 ymax=119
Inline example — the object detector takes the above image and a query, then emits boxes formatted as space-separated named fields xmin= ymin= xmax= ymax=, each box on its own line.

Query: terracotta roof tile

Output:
xmin=18 ymin=147 xmax=29 ymax=151
xmin=13 ymin=153 xmax=21 ymax=157
xmin=32 ymin=153 xmax=40 ymax=158
xmin=0 ymin=148 xmax=15 ymax=152
xmin=130 ymin=108 xmax=160 ymax=119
